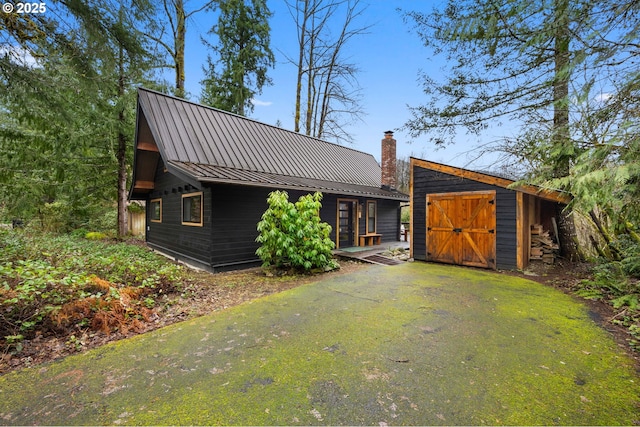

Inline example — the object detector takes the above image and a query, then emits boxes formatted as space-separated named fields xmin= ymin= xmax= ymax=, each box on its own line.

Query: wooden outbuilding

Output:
xmin=410 ymin=157 xmax=570 ymax=270
xmin=128 ymin=89 xmax=408 ymax=272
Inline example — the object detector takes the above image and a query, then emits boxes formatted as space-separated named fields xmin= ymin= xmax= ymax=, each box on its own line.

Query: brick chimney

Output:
xmin=381 ymin=130 xmax=396 ymax=190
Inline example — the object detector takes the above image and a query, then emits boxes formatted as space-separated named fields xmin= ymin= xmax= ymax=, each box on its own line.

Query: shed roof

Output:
xmin=130 ymin=88 xmax=407 ymax=201
xmin=410 ymin=157 xmax=571 ymax=204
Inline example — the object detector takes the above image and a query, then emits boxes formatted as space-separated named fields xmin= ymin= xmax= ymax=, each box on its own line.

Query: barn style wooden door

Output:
xmin=426 ymin=191 xmax=496 ymax=269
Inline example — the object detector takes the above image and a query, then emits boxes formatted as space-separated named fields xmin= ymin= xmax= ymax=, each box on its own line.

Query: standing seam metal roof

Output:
xmin=137 ymin=88 xmax=383 ymax=188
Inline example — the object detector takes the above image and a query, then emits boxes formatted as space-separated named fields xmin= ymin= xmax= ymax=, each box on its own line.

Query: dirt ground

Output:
xmin=2 ymin=257 xmax=637 ymax=376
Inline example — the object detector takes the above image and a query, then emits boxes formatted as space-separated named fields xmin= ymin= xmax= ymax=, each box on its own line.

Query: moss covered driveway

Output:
xmin=0 ymin=262 xmax=638 ymax=425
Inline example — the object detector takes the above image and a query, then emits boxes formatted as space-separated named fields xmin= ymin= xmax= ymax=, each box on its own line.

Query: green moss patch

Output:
xmin=0 ymin=263 xmax=638 ymax=425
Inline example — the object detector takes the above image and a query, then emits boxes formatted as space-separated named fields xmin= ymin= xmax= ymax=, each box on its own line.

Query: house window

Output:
xmin=182 ymin=192 xmax=203 ymax=226
xmin=150 ymin=198 xmax=162 ymax=223
xmin=367 ymin=201 xmax=377 ymax=234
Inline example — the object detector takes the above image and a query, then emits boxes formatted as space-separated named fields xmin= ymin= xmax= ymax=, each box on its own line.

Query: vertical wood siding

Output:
xmin=375 ymin=198 xmax=402 ymax=242
xmin=209 ymin=184 xmax=270 ymax=268
xmin=146 ymin=165 xmax=213 ymax=268
xmin=128 ymin=211 xmax=146 ymax=236
xmin=412 ymin=166 xmax=517 ymax=270
xmin=147 ymin=170 xmax=403 ymax=271
xmin=209 ymin=186 xmax=400 ymax=267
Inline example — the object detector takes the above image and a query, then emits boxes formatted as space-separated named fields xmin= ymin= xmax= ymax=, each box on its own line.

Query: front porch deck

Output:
xmin=333 ymin=241 xmax=410 ymax=266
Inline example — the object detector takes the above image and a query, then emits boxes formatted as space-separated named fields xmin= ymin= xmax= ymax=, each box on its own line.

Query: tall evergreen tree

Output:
xmin=200 ymin=0 xmax=275 ymax=116
xmin=0 ymin=1 xmax=154 ymax=235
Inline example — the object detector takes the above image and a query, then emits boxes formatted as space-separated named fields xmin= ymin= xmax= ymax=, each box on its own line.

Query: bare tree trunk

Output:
xmin=117 ymin=114 xmax=128 ymax=238
xmin=288 ymin=0 xmax=368 ymax=142
xmin=305 ymin=10 xmax=317 ymax=135
xmin=293 ymin=0 xmax=310 ymax=133
xmin=553 ymin=0 xmax=581 ymax=261
xmin=143 ymin=1 xmax=215 ymax=98
xmin=116 ymin=39 xmax=128 ymax=238
xmin=317 ymin=1 xmax=358 ymax=137
xmin=174 ymin=0 xmax=186 ymax=98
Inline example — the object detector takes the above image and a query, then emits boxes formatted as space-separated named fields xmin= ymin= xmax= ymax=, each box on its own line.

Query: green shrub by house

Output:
xmin=256 ymin=191 xmax=336 ymax=271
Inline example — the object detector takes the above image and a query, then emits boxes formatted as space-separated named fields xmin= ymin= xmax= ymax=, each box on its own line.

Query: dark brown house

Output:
xmin=129 ymin=88 xmax=408 ymax=271
xmin=410 ymin=157 xmax=570 ymax=270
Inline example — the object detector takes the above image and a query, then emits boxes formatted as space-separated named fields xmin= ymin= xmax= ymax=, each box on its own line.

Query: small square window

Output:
xmin=182 ymin=192 xmax=203 ymax=226
xmin=150 ymin=198 xmax=162 ymax=223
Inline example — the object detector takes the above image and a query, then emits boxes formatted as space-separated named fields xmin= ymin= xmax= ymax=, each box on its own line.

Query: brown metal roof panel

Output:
xmin=177 ymin=99 xmax=210 ymax=163
xmin=139 ymin=88 xmax=385 ymax=188
xmin=155 ymin=96 xmax=189 ymax=161
xmin=200 ymin=107 xmax=233 ymax=167
xmin=152 ymin=96 xmax=183 ymax=160
xmin=218 ymin=112 xmax=253 ymax=170
xmin=180 ymin=101 xmax=213 ymax=164
xmin=276 ymin=130 xmax=302 ymax=176
xmin=255 ymin=124 xmax=284 ymax=173
xmin=144 ymin=96 xmax=176 ymax=160
xmin=236 ymin=118 xmax=266 ymax=172
xmin=189 ymin=105 xmax=218 ymax=164
xmin=215 ymin=111 xmax=243 ymax=168
xmin=146 ymin=93 xmax=206 ymax=164
xmin=232 ymin=113 xmax=261 ymax=170
xmin=283 ymin=131 xmax=315 ymax=177
xmin=249 ymin=122 xmax=288 ymax=175
xmin=171 ymin=100 xmax=201 ymax=163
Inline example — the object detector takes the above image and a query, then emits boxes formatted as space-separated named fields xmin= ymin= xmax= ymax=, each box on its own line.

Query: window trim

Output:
xmin=150 ymin=198 xmax=162 ymax=223
xmin=181 ymin=191 xmax=203 ymax=227
xmin=366 ymin=200 xmax=377 ymax=234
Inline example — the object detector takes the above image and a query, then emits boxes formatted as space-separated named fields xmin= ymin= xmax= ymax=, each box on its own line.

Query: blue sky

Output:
xmin=181 ymin=0 xmax=501 ymax=169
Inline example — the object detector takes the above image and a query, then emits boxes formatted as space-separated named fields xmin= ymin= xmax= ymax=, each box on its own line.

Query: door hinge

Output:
xmin=488 ymin=229 xmax=495 ymax=234
xmin=489 ymin=199 xmax=495 ymax=204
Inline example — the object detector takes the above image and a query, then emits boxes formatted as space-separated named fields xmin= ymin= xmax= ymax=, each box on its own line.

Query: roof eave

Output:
xmin=169 ymin=162 xmax=408 ymax=201
xmin=410 ymin=157 xmax=571 ymax=204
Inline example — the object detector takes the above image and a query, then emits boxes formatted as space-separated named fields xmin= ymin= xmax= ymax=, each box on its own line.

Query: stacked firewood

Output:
xmin=530 ymin=224 xmax=559 ymax=264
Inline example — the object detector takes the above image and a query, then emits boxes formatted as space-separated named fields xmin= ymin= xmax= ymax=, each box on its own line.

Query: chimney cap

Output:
xmin=384 ymin=130 xmax=394 ymax=135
